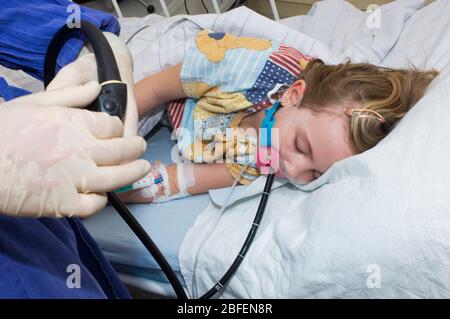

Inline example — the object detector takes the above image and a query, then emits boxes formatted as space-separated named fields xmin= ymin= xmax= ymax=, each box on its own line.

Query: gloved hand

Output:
xmin=46 ymin=32 xmax=138 ymax=137
xmin=0 ymin=81 xmax=151 ymax=218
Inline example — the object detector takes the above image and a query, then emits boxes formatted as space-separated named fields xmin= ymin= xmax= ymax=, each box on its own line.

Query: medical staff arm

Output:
xmin=0 ymin=0 xmax=119 ymax=80
xmin=134 ymin=63 xmax=186 ymax=120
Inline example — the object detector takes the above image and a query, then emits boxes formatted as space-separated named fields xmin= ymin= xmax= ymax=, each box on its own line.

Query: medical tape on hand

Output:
xmin=151 ymin=161 xmax=191 ymax=203
xmin=176 ymin=163 xmax=195 ymax=195
xmin=153 ymin=161 xmax=171 ymax=198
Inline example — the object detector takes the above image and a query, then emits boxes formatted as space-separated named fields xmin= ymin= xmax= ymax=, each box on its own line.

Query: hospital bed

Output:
xmin=4 ymin=0 xmax=450 ymax=298
xmin=81 ymin=0 xmax=450 ymax=298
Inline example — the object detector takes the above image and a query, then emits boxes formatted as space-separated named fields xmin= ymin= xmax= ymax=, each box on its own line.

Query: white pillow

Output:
xmin=280 ymin=0 xmax=426 ymax=64
xmin=382 ymin=0 xmax=450 ymax=71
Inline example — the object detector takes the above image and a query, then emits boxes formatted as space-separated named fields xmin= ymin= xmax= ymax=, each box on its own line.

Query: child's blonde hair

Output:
xmin=299 ymin=59 xmax=439 ymax=153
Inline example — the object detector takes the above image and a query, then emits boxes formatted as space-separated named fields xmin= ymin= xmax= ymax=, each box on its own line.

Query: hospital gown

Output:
xmin=166 ymin=30 xmax=313 ymax=184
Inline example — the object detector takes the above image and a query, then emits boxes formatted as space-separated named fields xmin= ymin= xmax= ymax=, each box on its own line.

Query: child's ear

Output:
xmin=282 ymin=79 xmax=306 ymax=107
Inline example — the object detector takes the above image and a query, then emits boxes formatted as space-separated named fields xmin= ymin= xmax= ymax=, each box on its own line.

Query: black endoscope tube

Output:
xmin=44 ymin=21 xmax=188 ymax=300
xmin=199 ymin=173 xmax=275 ymax=299
xmin=107 ymin=193 xmax=188 ymax=299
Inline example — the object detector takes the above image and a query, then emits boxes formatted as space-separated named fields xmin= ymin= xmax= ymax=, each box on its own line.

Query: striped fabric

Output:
xmin=269 ymin=44 xmax=312 ymax=78
xmin=167 ymin=98 xmax=187 ymax=130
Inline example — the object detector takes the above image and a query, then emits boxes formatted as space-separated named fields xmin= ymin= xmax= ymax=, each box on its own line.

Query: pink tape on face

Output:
xmin=256 ymin=145 xmax=280 ymax=175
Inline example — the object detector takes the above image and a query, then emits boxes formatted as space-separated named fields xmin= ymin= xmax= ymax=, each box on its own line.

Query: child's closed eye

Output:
xmin=294 ymin=137 xmax=303 ymax=153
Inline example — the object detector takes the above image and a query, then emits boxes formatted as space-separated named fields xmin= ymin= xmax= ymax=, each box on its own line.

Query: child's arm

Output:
xmin=134 ymin=63 xmax=185 ymax=119
xmin=118 ymin=163 xmax=236 ymax=204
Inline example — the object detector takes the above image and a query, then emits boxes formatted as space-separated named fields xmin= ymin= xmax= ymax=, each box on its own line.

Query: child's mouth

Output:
xmin=276 ymin=160 xmax=287 ymax=178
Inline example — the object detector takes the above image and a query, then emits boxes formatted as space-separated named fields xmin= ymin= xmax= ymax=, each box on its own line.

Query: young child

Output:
xmin=118 ymin=30 xmax=438 ymax=203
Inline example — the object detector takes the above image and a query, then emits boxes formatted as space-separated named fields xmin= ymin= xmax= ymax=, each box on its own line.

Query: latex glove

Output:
xmin=0 ymin=82 xmax=151 ymax=218
xmin=47 ymin=32 xmax=138 ymax=137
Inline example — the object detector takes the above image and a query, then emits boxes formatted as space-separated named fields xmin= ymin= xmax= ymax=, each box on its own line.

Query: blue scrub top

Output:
xmin=0 ymin=0 xmax=130 ymax=299
xmin=0 ymin=0 xmax=120 ymax=81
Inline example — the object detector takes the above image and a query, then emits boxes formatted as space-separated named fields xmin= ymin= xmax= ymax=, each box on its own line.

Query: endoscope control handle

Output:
xmin=90 ymin=82 xmax=127 ymax=120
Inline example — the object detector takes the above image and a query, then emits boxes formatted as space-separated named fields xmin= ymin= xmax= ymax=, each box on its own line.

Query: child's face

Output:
xmin=274 ymin=84 xmax=357 ymax=184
